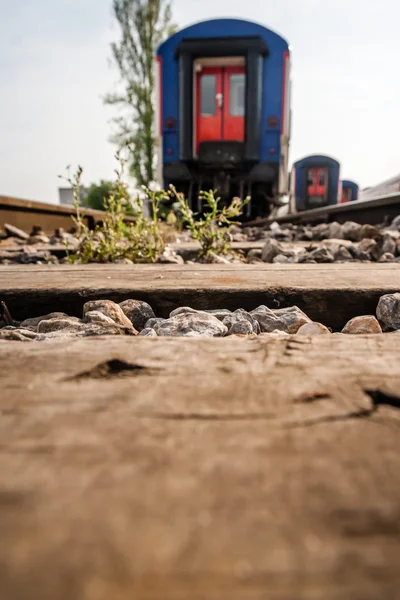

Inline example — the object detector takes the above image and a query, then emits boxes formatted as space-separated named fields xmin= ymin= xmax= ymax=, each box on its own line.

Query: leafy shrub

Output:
xmin=170 ymin=186 xmax=249 ymax=257
xmin=60 ymin=151 xmax=167 ymax=263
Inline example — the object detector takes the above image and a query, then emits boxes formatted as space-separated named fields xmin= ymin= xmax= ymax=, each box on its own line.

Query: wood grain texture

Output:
xmin=1 ymin=334 xmax=400 ymax=599
xmin=1 ymin=263 xmax=400 ymax=328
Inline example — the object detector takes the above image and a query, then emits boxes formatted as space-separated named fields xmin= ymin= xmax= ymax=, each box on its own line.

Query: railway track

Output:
xmin=2 ymin=191 xmax=400 ymax=238
xmin=247 ymin=192 xmax=400 ymax=227
xmin=0 ymin=194 xmax=136 ymax=234
xmin=1 ymin=262 xmax=400 ymax=598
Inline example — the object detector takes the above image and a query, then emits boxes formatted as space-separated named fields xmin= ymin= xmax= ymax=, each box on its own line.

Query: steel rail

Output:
xmin=245 ymin=193 xmax=400 ymax=228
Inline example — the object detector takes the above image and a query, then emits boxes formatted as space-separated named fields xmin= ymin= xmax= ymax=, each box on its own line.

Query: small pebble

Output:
xmin=119 ymin=299 xmax=156 ymax=331
xmin=341 ymin=315 xmax=382 ymax=335
xmin=261 ymin=238 xmax=281 ymax=263
xmin=376 ymin=293 xmax=400 ymax=331
xmin=251 ymin=305 xmax=311 ymax=333
xmin=139 ymin=328 xmax=158 ymax=337
xmin=83 ymin=300 xmax=135 ymax=330
xmin=297 ymin=322 xmax=331 ymax=336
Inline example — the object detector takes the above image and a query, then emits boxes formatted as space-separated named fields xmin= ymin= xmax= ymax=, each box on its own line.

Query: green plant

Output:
xmin=60 ymin=150 xmax=167 ymax=264
xmin=171 ymin=187 xmax=250 ymax=257
xmin=83 ymin=179 xmax=132 ymax=213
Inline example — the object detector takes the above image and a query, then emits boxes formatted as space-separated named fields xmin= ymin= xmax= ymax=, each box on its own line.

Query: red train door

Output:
xmin=307 ymin=168 xmax=328 ymax=205
xmin=195 ymin=66 xmax=245 ymax=153
xmin=341 ymin=187 xmax=352 ymax=203
xmin=223 ymin=66 xmax=245 ymax=141
xmin=196 ymin=67 xmax=223 ymax=152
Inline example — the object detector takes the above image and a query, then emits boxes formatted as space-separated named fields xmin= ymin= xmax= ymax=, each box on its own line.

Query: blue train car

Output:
xmin=155 ymin=19 xmax=291 ymax=218
xmin=289 ymin=155 xmax=340 ymax=213
xmin=340 ymin=180 xmax=359 ymax=203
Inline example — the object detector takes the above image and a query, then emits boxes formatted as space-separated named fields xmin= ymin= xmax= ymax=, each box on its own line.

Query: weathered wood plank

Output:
xmin=1 ymin=264 xmax=400 ymax=328
xmin=1 ymin=335 xmax=400 ymax=599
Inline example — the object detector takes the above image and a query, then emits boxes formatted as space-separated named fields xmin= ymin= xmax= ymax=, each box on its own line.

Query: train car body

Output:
xmin=289 ymin=155 xmax=340 ymax=213
xmin=155 ymin=19 xmax=291 ymax=219
xmin=340 ymin=180 xmax=359 ymax=203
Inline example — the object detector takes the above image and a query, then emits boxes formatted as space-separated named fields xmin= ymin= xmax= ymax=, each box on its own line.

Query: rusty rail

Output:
xmin=246 ymin=193 xmax=400 ymax=228
xmin=0 ymin=195 xmax=136 ymax=234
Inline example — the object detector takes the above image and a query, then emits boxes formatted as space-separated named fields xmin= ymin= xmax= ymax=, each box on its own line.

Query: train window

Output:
xmin=307 ymin=170 xmax=313 ymax=184
xmin=319 ymin=172 xmax=325 ymax=185
xmin=229 ymin=74 xmax=245 ymax=116
xmin=200 ymin=75 xmax=216 ymax=116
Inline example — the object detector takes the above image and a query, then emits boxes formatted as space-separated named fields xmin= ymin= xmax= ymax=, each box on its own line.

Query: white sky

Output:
xmin=1 ymin=0 xmax=399 ymax=203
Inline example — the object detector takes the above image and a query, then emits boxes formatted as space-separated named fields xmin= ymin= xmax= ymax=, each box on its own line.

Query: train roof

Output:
xmin=292 ymin=154 xmax=340 ymax=169
xmin=342 ymin=180 xmax=359 ymax=188
xmin=157 ymin=18 xmax=289 ymax=56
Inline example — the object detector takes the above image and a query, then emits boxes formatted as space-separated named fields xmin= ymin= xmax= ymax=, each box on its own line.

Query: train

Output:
xmin=287 ymin=154 xmax=359 ymax=214
xmin=155 ymin=18 xmax=291 ymax=220
xmin=155 ymin=19 xmax=360 ymax=220
xmin=341 ymin=180 xmax=359 ymax=203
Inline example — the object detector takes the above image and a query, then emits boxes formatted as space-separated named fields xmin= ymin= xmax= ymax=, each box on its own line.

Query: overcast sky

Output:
xmin=1 ymin=0 xmax=398 ymax=203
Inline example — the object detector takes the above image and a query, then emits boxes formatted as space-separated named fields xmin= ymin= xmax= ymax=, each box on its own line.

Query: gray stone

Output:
xmin=83 ymin=311 xmax=119 ymax=327
xmin=294 ymin=226 xmax=313 ymax=241
xmin=342 ymin=316 xmax=382 ymax=335
xmin=250 ymin=305 xmax=311 ymax=334
xmin=158 ymin=246 xmax=184 ymax=264
xmin=170 ymin=307 xmax=202 ymax=318
xmin=145 ymin=317 xmax=167 ymax=329
xmin=19 ymin=251 xmax=56 ymax=264
xmin=246 ymin=249 xmax=263 ymax=264
xmin=20 ymin=312 xmax=70 ymax=331
xmin=261 ymin=238 xmax=281 ymax=263
xmin=328 ymin=222 xmax=344 ymax=239
xmin=385 ymin=229 xmax=400 ymax=240
xmin=203 ymin=252 xmax=231 ymax=264
xmin=300 ymin=247 xmax=334 ymax=263
xmin=378 ymin=253 xmax=396 ymax=263
xmin=138 ymin=328 xmax=158 ymax=337
xmin=83 ymin=300 xmax=134 ymax=330
xmin=28 ymin=234 xmax=50 ymax=245
xmin=204 ymin=309 xmax=232 ymax=321
xmin=258 ymin=330 xmax=290 ymax=338
xmin=360 ymin=224 xmax=381 ymax=240
xmin=37 ymin=317 xmax=83 ymax=334
xmin=297 ymin=322 xmax=331 ymax=336
xmin=388 ymin=215 xmax=400 ymax=231
xmin=311 ymin=223 xmax=330 ymax=241
xmin=356 ymin=251 xmax=373 ymax=261
xmin=272 ymin=254 xmax=293 ymax=264
xmin=113 ymin=258 xmax=134 ymax=264
xmin=376 ymin=293 xmax=400 ymax=331
xmin=119 ymin=299 xmax=156 ymax=331
xmin=333 ymin=245 xmax=353 ymax=261
xmin=153 ymin=312 xmax=228 ymax=337
xmin=36 ymin=322 xmax=136 ymax=341
xmin=342 ymin=221 xmax=362 ymax=242
xmin=222 ymin=309 xmax=260 ymax=336
xmin=0 ymin=327 xmax=39 ymax=340
xmin=0 ymin=329 xmax=36 ymax=341
xmin=357 ymin=238 xmax=377 ymax=258
xmin=4 ymin=223 xmax=29 ymax=240
xmin=224 ymin=319 xmax=253 ymax=335
xmin=380 ymin=233 xmax=396 ymax=256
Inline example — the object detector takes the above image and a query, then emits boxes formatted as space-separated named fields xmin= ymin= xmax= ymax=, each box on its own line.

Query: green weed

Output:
xmin=170 ymin=187 xmax=249 ymax=257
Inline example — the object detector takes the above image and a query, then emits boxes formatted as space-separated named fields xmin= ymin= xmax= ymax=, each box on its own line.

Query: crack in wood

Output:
xmin=65 ymin=358 xmax=159 ymax=381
